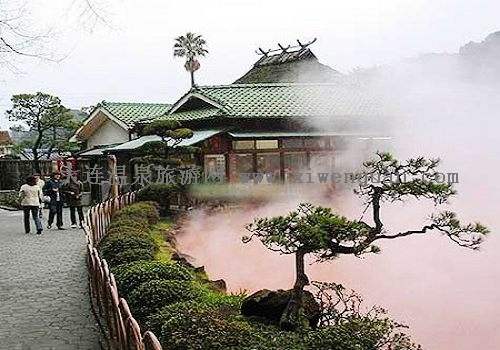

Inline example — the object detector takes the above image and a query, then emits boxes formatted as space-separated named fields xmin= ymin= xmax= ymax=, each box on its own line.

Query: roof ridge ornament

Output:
xmin=255 ymin=38 xmax=317 ymax=56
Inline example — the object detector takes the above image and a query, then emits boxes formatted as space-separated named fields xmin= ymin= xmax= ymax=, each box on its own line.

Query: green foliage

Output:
xmin=305 ymin=318 xmax=421 ymax=350
xmin=106 ymin=248 xmax=155 ymax=267
xmin=355 ymin=152 xmax=457 ymax=205
xmin=245 ymin=202 xmax=372 ymax=258
xmin=128 ymin=280 xmax=198 ymax=323
xmin=173 ymin=32 xmax=208 ymax=86
xmin=141 ymin=120 xmax=193 ymax=142
xmin=244 ymin=152 xmax=488 ymax=332
xmin=173 ymin=32 xmax=209 ymax=61
xmin=151 ymin=300 xmax=255 ymax=350
xmin=107 ymin=226 xmax=148 ymax=237
xmin=112 ymin=260 xmax=193 ymax=299
xmin=0 ymin=191 xmax=22 ymax=209
xmin=137 ymin=183 xmax=181 ymax=215
xmin=133 ymin=119 xmax=195 ymax=170
xmin=112 ymin=201 xmax=160 ymax=224
xmin=6 ymin=92 xmax=81 ymax=171
xmin=146 ymin=299 xmax=421 ymax=350
xmin=198 ymin=289 xmax=246 ymax=313
xmin=429 ymin=211 xmax=489 ymax=249
xmin=99 ymin=234 xmax=157 ymax=265
xmin=108 ymin=217 xmax=150 ymax=231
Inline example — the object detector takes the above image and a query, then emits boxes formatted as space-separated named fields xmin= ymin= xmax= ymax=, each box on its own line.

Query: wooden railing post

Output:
xmin=83 ymin=192 xmax=164 ymax=350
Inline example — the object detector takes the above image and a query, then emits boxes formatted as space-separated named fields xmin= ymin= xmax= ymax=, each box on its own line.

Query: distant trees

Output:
xmin=244 ymin=152 xmax=489 ymax=331
xmin=6 ymin=92 xmax=81 ymax=172
xmin=173 ymin=32 xmax=208 ymax=87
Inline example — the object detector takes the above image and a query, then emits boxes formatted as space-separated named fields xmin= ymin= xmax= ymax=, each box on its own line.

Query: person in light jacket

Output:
xmin=19 ymin=176 xmax=43 ymax=234
xmin=34 ymin=173 xmax=45 ymax=218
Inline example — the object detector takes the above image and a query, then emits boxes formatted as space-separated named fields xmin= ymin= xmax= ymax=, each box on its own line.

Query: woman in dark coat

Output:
xmin=43 ymin=172 xmax=64 ymax=229
xmin=63 ymin=175 xmax=84 ymax=228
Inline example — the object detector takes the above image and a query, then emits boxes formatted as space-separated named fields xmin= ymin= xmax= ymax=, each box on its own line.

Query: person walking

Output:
xmin=63 ymin=175 xmax=84 ymax=228
xmin=19 ymin=176 xmax=43 ymax=234
xmin=43 ymin=171 xmax=65 ymax=230
xmin=34 ymin=173 xmax=45 ymax=218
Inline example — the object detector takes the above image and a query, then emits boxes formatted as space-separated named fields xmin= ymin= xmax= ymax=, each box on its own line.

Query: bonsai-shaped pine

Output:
xmin=173 ymin=32 xmax=208 ymax=87
xmin=244 ymin=152 xmax=489 ymax=331
xmin=133 ymin=119 xmax=194 ymax=168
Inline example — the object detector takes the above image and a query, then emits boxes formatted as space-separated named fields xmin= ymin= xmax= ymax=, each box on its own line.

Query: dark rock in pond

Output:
xmin=241 ymin=289 xmax=320 ymax=329
xmin=208 ymin=279 xmax=227 ymax=293
xmin=194 ymin=265 xmax=206 ymax=274
xmin=171 ymin=252 xmax=196 ymax=269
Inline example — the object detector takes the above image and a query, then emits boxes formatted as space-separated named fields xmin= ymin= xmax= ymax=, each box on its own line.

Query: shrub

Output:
xmin=304 ymin=317 xmax=422 ymax=350
xmin=99 ymin=234 xmax=157 ymax=265
xmin=128 ymin=280 xmax=197 ymax=323
xmin=106 ymin=248 xmax=155 ymax=267
xmin=113 ymin=261 xmax=193 ymax=299
xmin=137 ymin=183 xmax=179 ymax=211
xmin=148 ymin=301 xmax=256 ymax=350
xmin=0 ymin=190 xmax=22 ymax=209
xmin=145 ymin=300 xmax=212 ymax=336
xmin=113 ymin=201 xmax=160 ymax=224
xmin=107 ymin=226 xmax=148 ymax=237
xmin=108 ymin=217 xmax=149 ymax=231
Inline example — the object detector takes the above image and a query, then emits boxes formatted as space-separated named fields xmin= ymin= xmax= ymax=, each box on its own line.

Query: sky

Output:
xmin=0 ymin=0 xmax=499 ymax=128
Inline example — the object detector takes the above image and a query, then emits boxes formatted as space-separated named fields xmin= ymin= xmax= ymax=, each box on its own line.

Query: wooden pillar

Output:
xmin=107 ymin=155 xmax=119 ymax=199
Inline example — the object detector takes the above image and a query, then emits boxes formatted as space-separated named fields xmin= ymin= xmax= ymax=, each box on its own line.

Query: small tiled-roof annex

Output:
xmin=0 ymin=130 xmax=13 ymax=145
xmin=98 ymin=101 xmax=172 ymax=127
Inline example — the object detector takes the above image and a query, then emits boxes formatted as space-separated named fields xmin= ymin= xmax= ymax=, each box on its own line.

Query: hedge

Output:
xmin=153 ymin=301 xmax=256 ymax=350
xmin=99 ymin=234 xmax=157 ymax=265
xmin=106 ymin=248 xmax=155 ymax=267
xmin=112 ymin=260 xmax=193 ymax=299
xmin=107 ymin=226 xmax=148 ymax=237
xmin=108 ymin=217 xmax=150 ymax=231
xmin=137 ymin=183 xmax=180 ymax=214
xmin=112 ymin=201 xmax=160 ymax=224
xmin=128 ymin=280 xmax=198 ymax=323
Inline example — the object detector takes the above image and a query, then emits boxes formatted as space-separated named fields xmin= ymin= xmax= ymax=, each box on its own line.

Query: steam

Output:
xmin=175 ymin=33 xmax=500 ymax=350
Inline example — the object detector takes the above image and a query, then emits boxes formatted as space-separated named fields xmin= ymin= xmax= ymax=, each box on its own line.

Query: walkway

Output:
xmin=0 ymin=209 xmax=101 ymax=350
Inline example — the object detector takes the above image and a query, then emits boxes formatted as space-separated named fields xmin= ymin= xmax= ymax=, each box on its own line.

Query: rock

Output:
xmin=171 ymin=252 xmax=196 ymax=269
xmin=241 ymin=289 xmax=320 ymax=329
xmin=207 ymin=279 xmax=227 ymax=293
xmin=194 ymin=265 xmax=205 ymax=274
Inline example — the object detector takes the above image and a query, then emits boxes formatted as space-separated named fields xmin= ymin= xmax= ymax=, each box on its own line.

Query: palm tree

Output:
xmin=173 ymin=32 xmax=208 ymax=87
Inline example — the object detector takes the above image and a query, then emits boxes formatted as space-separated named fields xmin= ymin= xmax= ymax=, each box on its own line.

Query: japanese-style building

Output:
xmin=72 ymin=42 xmax=391 ymax=198
xmin=105 ymin=83 xmax=389 ymax=183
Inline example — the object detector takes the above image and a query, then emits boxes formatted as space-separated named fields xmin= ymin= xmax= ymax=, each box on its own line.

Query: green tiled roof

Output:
xmin=156 ymin=107 xmax=222 ymax=121
xmin=99 ymin=101 xmax=172 ymax=127
xmin=158 ymin=83 xmax=385 ymax=122
xmin=196 ymin=83 xmax=384 ymax=118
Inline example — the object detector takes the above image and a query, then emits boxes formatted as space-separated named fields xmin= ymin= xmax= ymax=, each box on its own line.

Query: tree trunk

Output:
xmin=190 ymin=71 xmax=195 ymax=87
xmin=280 ymin=248 xmax=309 ymax=330
xmin=32 ymin=148 xmax=41 ymax=173
xmin=33 ymin=128 xmax=43 ymax=174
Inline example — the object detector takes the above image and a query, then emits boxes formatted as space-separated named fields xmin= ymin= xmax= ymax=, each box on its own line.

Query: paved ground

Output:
xmin=0 ymin=208 xmax=102 ymax=350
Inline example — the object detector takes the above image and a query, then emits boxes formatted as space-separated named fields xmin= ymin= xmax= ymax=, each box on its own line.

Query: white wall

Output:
xmin=87 ymin=119 xmax=129 ymax=149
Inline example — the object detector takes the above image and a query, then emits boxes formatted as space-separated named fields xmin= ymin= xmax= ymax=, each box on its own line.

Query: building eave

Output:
xmin=69 ymin=107 xmax=130 ymax=142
